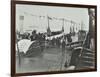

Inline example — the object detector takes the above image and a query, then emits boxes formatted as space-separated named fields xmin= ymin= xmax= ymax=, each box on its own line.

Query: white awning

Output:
xmin=16 ymin=39 xmax=35 ymax=53
xmin=46 ymin=33 xmax=64 ymax=40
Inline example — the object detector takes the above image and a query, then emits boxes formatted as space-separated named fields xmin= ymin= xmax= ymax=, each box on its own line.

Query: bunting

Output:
xmin=23 ymin=11 xmax=79 ymax=25
xmin=48 ymin=16 xmax=52 ymax=20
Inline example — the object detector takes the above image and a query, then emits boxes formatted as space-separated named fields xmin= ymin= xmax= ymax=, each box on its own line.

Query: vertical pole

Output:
xmin=85 ymin=8 xmax=93 ymax=48
xmin=60 ymin=18 xmax=65 ymax=70
xmin=62 ymin=18 xmax=64 ymax=37
xmin=47 ymin=15 xmax=49 ymax=29
xmin=47 ymin=16 xmax=51 ymax=36
xmin=47 ymin=15 xmax=49 ymax=36
xmin=70 ymin=20 xmax=72 ymax=34
xmin=16 ymin=41 xmax=21 ymax=66
xmin=62 ymin=18 xmax=64 ymax=28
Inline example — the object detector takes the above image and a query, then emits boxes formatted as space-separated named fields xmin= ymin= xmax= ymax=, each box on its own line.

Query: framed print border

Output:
xmin=11 ymin=0 xmax=97 ymax=77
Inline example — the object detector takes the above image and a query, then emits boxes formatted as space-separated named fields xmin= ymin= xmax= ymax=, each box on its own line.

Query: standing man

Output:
xmin=62 ymin=39 xmax=66 ymax=52
xmin=67 ymin=34 xmax=72 ymax=48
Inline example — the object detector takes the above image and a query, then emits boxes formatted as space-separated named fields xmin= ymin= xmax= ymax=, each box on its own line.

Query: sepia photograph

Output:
xmin=11 ymin=1 xmax=97 ymax=76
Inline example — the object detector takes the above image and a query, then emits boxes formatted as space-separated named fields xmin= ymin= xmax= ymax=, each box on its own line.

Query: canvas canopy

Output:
xmin=16 ymin=39 xmax=35 ymax=53
xmin=46 ymin=33 xmax=64 ymax=40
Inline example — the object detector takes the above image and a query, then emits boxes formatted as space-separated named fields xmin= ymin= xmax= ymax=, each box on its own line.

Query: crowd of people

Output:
xmin=16 ymin=30 xmax=46 ymax=42
xmin=16 ymin=29 xmax=74 ymax=50
xmin=18 ymin=29 xmax=90 ymax=54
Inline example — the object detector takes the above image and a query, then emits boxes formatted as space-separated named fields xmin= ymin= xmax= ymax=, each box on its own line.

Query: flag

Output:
xmin=48 ymin=17 xmax=52 ymax=20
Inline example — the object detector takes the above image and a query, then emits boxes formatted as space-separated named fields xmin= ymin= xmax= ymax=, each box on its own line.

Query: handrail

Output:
xmin=66 ymin=41 xmax=83 ymax=46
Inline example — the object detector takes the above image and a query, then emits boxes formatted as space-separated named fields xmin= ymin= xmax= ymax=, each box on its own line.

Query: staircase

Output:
xmin=75 ymin=47 xmax=95 ymax=70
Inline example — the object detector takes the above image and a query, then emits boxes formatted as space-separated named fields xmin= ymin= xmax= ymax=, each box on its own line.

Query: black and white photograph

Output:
xmin=12 ymin=1 xmax=97 ymax=75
